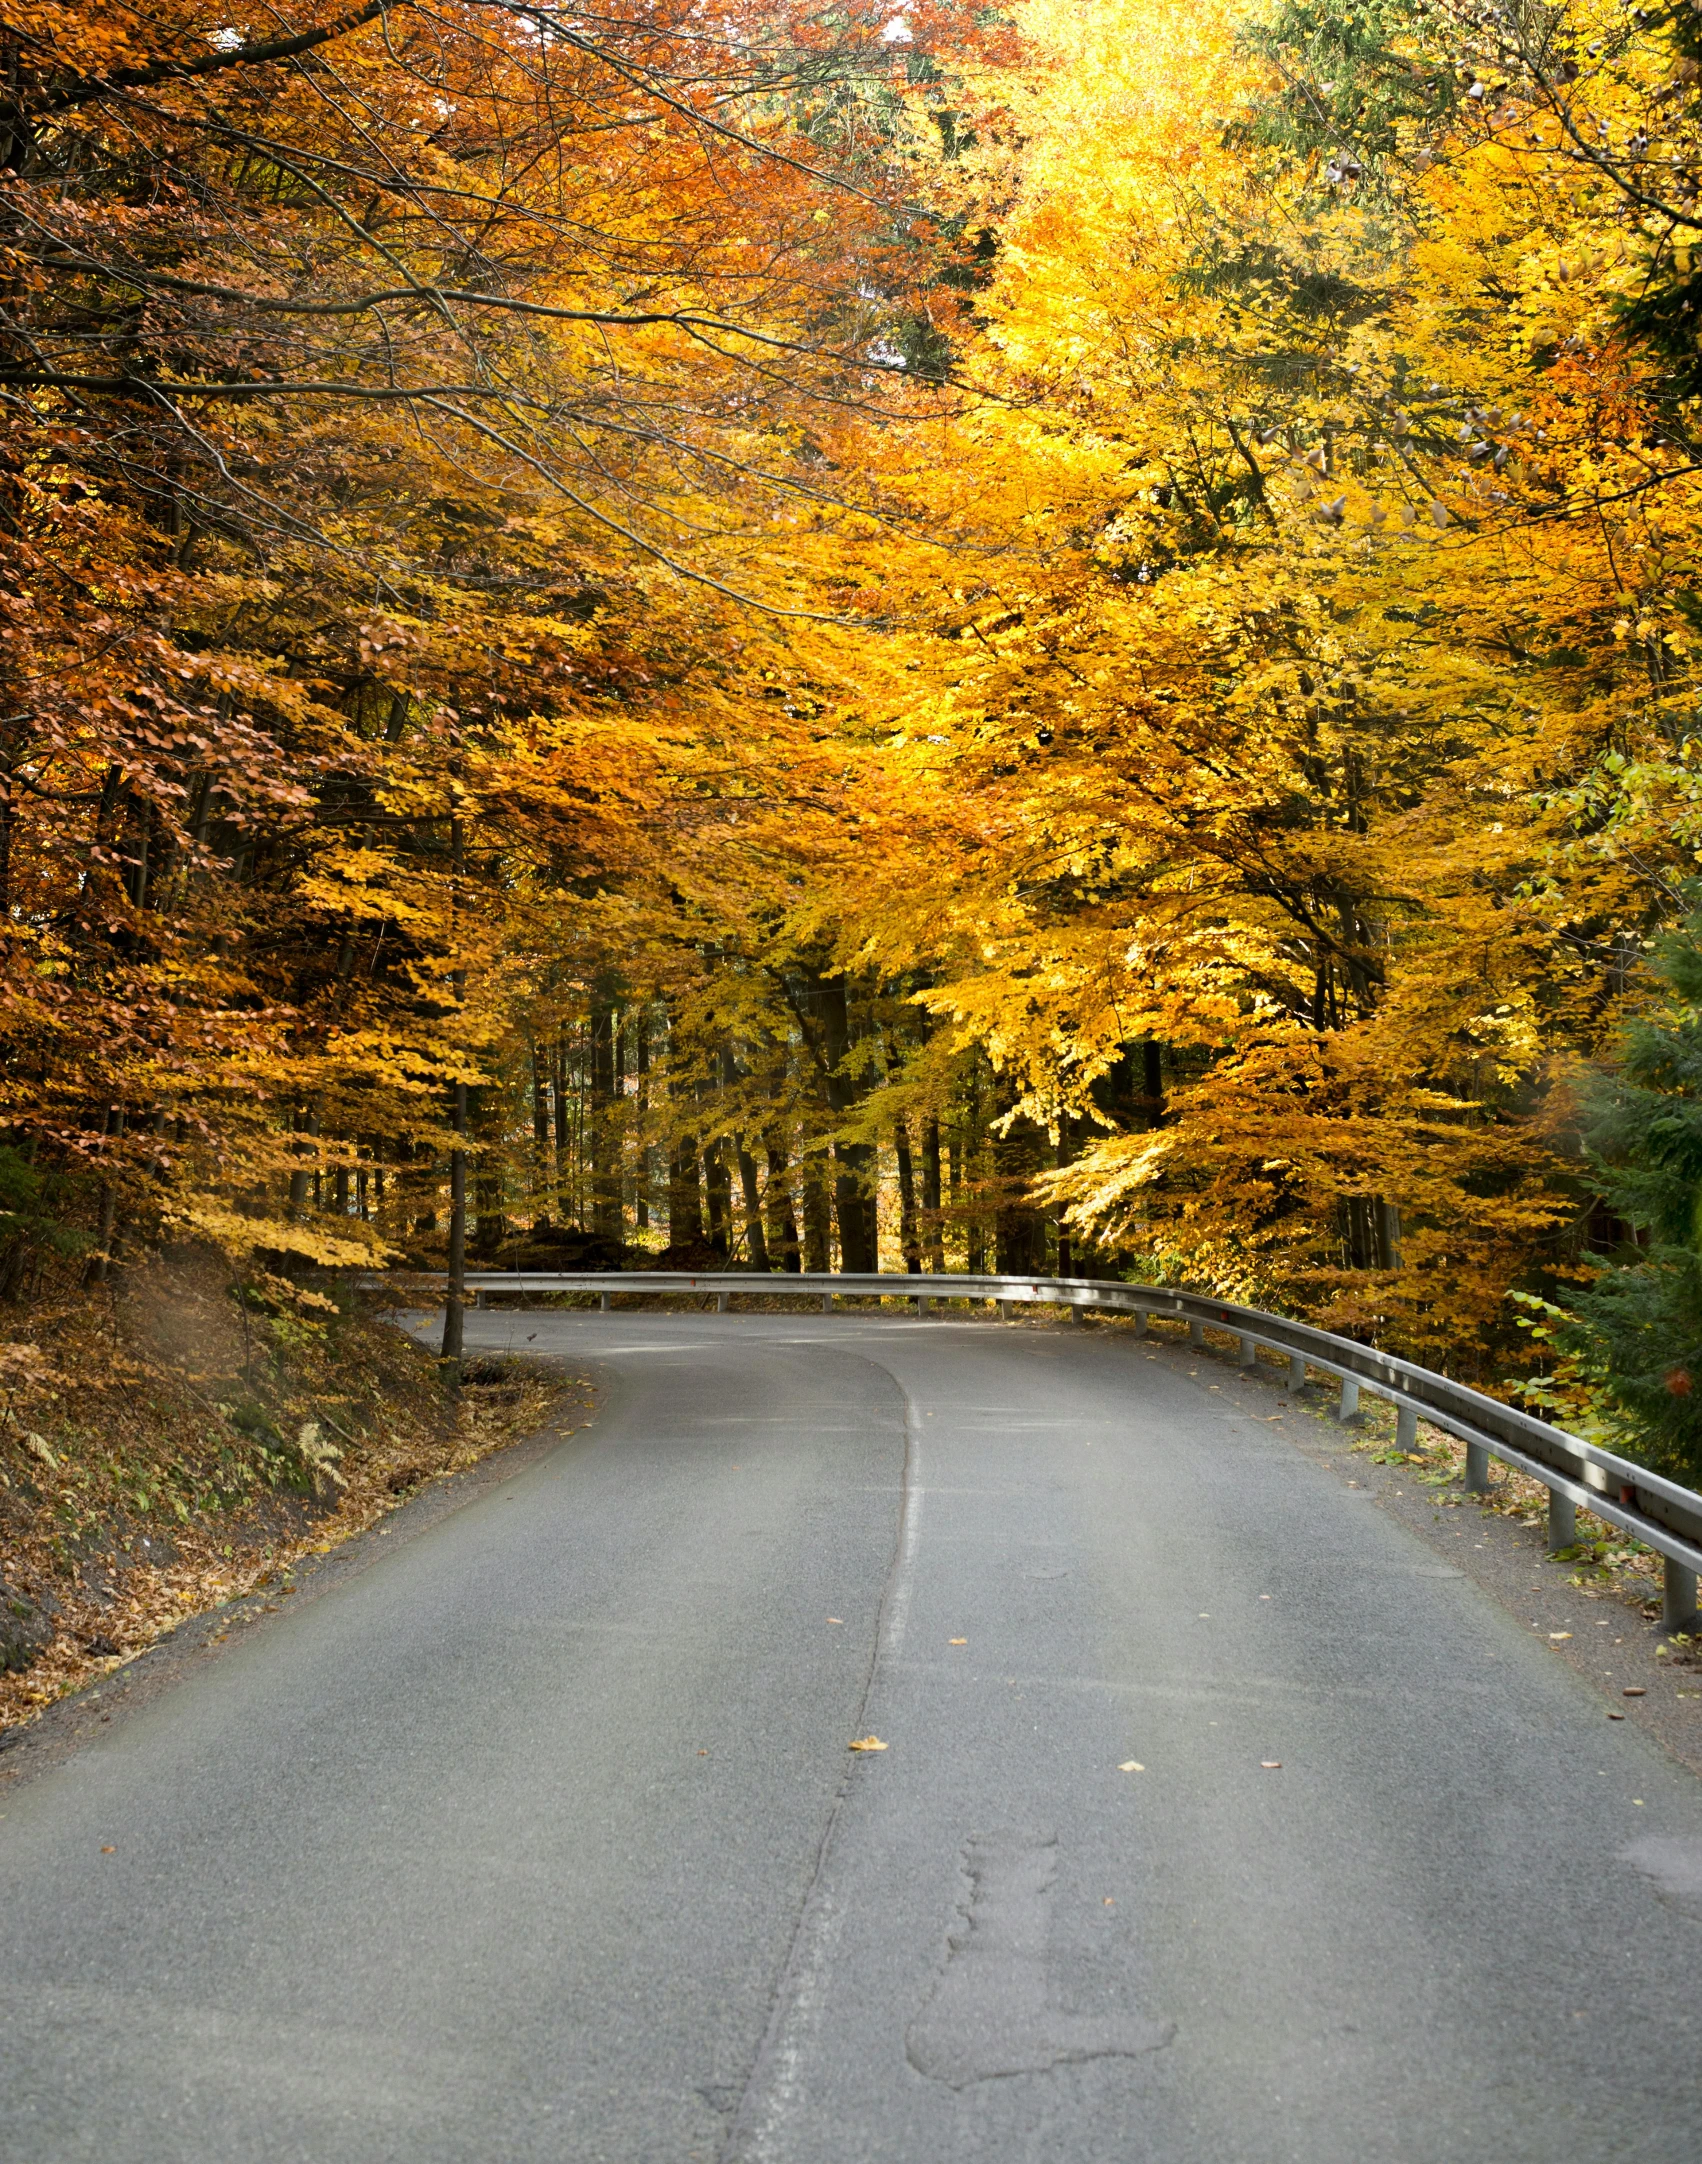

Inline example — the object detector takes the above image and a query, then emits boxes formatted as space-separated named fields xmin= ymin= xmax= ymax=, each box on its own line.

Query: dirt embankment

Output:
xmin=0 ymin=1250 xmax=579 ymax=1731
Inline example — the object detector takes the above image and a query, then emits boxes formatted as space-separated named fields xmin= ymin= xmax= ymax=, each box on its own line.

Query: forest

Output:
xmin=3 ymin=0 xmax=1702 ymax=1477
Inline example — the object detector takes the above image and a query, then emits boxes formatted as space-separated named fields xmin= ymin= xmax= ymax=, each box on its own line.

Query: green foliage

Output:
xmin=1237 ymin=0 xmax=1456 ymax=170
xmin=1537 ymin=910 xmax=1702 ymax=1476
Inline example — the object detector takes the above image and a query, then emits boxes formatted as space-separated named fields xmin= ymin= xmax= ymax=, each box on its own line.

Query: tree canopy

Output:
xmin=4 ymin=0 xmax=1701 ymax=1461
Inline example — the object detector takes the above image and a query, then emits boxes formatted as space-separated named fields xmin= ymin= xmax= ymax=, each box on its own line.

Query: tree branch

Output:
xmin=28 ymin=0 xmax=400 ymax=119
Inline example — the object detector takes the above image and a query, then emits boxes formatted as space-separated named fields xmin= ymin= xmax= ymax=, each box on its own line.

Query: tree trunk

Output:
xmin=801 ymin=1151 xmax=833 ymax=1271
xmin=736 ymin=1140 xmax=770 ymax=1270
xmin=633 ymin=1009 xmax=651 ymax=1230
xmin=440 ymin=1077 xmax=467 ymax=1385
xmin=529 ymin=1040 xmax=551 ymax=1152
xmin=993 ymin=1080 xmax=1047 ymax=1274
xmin=1055 ymin=1112 xmax=1073 ymax=1277
xmin=439 ymin=812 xmax=467 ymax=1390
xmin=961 ymin=1073 xmax=986 ymax=1275
xmin=703 ymin=1139 xmax=731 ymax=1258
xmin=472 ymin=1084 xmax=506 ymax=1260
xmin=669 ymin=1135 xmax=703 ymax=1247
xmin=922 ymin=1118 xmax=944 ymax=1271
xmin=801 ymin=967 xmax=875 ymax=1273
xmin=288 ymin=1105 xmax=319 ymax=1221
xmin=87 ymin=1108 xmax=124 ymax=1285
xmin=895 ymin=1116 xmax=920 ymax=1272
xmin=765 ymin=1141 xmax=800 ymax=1271
xmin=590 ymin=998 xmax=620 ymax=1240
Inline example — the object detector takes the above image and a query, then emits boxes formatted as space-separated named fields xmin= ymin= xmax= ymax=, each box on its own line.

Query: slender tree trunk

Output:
xmin=895 ymin=1116 xmax=920 ymax=1273
xmin=922 ymin=1118 xmax=944 ymax=1272
xmin=529 ymin=1039 xmax=550 ymax=1147
xmin=669 ymin=1136 xmax=703 ymax=1247
xmin=826 ymin=986 xmax=878 ymax=1272
xmin=765 ymin=1140 xmax=800 ymax=1271
xmin=288 ymin=1105 xmax=319 ymax=1220
xmin=529 ymin=1037 xmax=553 ymax=1230
xmin=736 ymin=1140 xmax=770 ymax=1271
xmin=472 ymin=1086 xmax=506 ymax=1259
xmin=633 ymin=1009 xmax=651 ymax=1230
xmin=961 ymin=1071 xmax=987 ymax=1275
xmin=590 ymin=996 xmax=620 ymax=1239
xmin=1055 ymin=1112 xmax=1073 ymax=1277
xmin=440 ymin=812 xmax=467 ymax=1389
xmin=801 ymin=967 xmax=874 ymax=1272
xmin=801 ymin=1151 xmax=832 ymax=1272
xmin=993 ymin=1075 xmax=1046 ymax=1274
xmin=703 ymin=1139 xmax=731 ymax=1257
xmin=87 ymin=1107 xmax=124 ymax=1284
xmin=441 ymin=1080 xmax=467 ymax=1383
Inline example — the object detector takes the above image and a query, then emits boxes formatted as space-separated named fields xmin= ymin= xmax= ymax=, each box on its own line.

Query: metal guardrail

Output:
xmin=382 ymin=1267 xmax=1702 ymax=1631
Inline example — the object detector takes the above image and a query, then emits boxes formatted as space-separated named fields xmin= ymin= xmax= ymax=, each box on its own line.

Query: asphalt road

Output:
xmin=5 ymin=1309 xmax=1702 ymax=2164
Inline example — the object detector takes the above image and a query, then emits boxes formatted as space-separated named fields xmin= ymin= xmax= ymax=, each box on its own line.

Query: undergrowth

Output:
xmin=0 ymin=1247 xmax=576 ymax=1731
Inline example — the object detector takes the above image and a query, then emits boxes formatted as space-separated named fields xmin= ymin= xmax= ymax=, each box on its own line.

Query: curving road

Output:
xmin=4 ymin=1308 xmax=1702 ymax=2163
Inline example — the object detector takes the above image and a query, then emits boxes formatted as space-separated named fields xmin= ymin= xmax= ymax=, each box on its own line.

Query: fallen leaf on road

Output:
xmin=826 ymin=1617 xmax=843 ymax=1625
xmin=1549 ymin=1631 xmax=1572 ymax=1641
xmin=100 ymin=1846 xmax=115 ymax=1853
xmin=1261 ymin=1761 xmax=1282 ymax=1770
xmin=949 ymin=1638 xmax=967 ymax=1645
xmin=1118 ymin=1760 xmax=1145 ymax=1772
xmin=849 ymin=1735 xmax=887 ymax=1752
xmin=1623 ymin=1686 xmax=1646 ymax=1696
xmin=1608 ymin=1711 xmax=1626 ymax=1720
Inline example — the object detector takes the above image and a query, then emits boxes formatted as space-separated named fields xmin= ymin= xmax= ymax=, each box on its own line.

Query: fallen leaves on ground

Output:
xmin=848 ymin=1735 xmax=887 ymax=1752
xmin=1 ymin=1267 xmax=580 ymax=1734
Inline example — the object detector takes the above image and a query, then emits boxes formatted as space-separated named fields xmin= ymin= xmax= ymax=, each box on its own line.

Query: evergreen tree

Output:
xmin=1564 ymin=910 xmax=1702 ymax=1479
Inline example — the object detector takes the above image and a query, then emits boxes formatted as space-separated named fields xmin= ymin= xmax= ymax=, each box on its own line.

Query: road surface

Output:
xmin=4 ymin=1308 xmax=1701 ymax=2162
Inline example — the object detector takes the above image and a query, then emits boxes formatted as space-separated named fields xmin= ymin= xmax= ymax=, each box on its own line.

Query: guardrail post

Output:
xmin=1396 ymin=1404 xmax=1417 ymax=1453
xmin=1071 ymin=1302 xmax=1088 ymax=1326
xmin=1189 ymin=1319 xmax=1205 ymax=1347
xmin=998 ymin=1299 xmax=1013 ymax=1321
xmin=1287 ymin=1353 xmax=1305 ymax=1393
xmin=821 ymin=1293 xmax=832 ymax=1313
xmin=1547 ymin=1488 xmax=1576 ymax=1552
xmin=1238 ymin=1336 xmax=1256 ymax=1367
xmin=472 ymin=1288 xmax=485 ymax=1311
xmin=716 ymin=1292 xmax=730 ymax=1313
xmin=1337 ymin=1378 xmax=1360 ymax=1423
xmin=916 ymin=1293 xmax=930 ymax=1316
xmin=1664 ymin=1560 xmax=1699 ymax=1632
xmin=1134 ymin=1309 xmax=1147 ymax=1335
xmin=600 ymin=1291 xmax=612 ymax=1313
xmin=1464 ymin=1441 xmax=1491 ymax=1494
